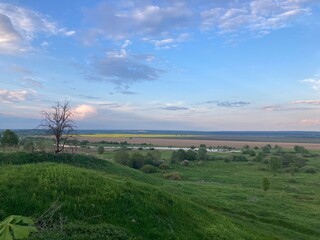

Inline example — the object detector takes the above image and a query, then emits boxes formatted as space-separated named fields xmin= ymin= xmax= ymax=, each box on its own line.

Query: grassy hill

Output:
xmin=0 ymin=151 xmax=319 ymax=239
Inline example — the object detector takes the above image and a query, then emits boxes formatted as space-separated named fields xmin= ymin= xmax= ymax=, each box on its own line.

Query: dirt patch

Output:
xmin=77 ymin=136 xmax=320 ymax=150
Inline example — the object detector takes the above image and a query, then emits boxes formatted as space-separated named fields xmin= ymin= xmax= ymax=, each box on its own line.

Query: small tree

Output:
xmin=114 ymin=150 xmax=130 ymax=165
xmin=39 ymin=100 xmax=77 ymax=154
xmin=197 ymin=147 xmax=207 ymax=160
xmin=0 ymin=129 xmax=19 ymax=147
xmin=97 ymin=146 xmax=105 ymax=154
xmin=269 ymin=157 xmax=282 ymax=176
xmin=262 ymin=177 xmax=270 ymax=192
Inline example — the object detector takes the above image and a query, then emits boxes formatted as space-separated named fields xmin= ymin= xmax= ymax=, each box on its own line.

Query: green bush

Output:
xmin=302 ymin=167 xmax=317 ymax=174
xmin=159 ymin=163 xmax=169 ymax=170
xmin=180 ymin=160 xmax=189 ymax=166
xmin=0 ymin=129 xmax=19 ymax=147
xmin=29 ymin=223 xmax=136 ymax=240
xmin=97 ymin=146 xmax=105 ymax=154
xmin=163 ymin=172 xmax=182 ymax=180
xmin=114 ymin=150 xmax=130 ymax=166
xmin=128 ymin=152 xmax=144 ymax=169
xmin=227 ymin=155 xmax=248 ymax=162
xmin=141 ymin=164 xmax=158 ymax=174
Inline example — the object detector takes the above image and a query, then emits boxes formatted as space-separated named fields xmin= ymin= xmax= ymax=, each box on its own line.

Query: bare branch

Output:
xmin=38 ymin=100 xmax=77 ymax=153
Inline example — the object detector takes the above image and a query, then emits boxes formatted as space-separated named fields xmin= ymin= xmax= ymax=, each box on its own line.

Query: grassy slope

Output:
xmin=0 ymin=152 xmax=319 ymax=239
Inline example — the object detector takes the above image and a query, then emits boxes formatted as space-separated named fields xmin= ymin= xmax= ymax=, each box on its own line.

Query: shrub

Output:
xmin=269 ymin=157 xmax=282 ymax=175
xmin=255 ymin=152 xmax=266 ymax=162
xmin=141 ymin=164 xmax=158 ymax=173
xmin=163 ymin=172 xmax=182 ymax=180
xmin=302 ymin=167 xmax=317 ymax=174
xmin=180 ymin=160 xmax=189 ymax=166
xmin=159 ymin=163 xmax=169 ymax=170
xmin=144 ymin=151 xmax=161 ymax=166
xmin=128 ymin=152 xmax=145 ymax=169
xmin=185 ymin=150 xmax=197 ymax=161
xmin=197 ymin=147 xmax=207 ymax=160
xmin=227 ymin=155 xmax=248 ymax=162
xmin=170 ymin=149 xmax=186 ymax=163
xmin=0 ymin=129 xmax=19 ymax=147
xmin=97 ymin=146 xmax=104 ymax=154
xmin=294 ymin=145 xmax=309 ymax=154
xmin=262 ymin=177 xmax=270 ymax=191
xmin=24 ymin=141 xmax=35 ymax=152
xmin=114 ymin=150 xmax=130 ymax=166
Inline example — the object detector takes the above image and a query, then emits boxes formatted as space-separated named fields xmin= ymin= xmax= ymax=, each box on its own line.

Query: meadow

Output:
xmin=0 ymin=143 xmax=319 ymax=239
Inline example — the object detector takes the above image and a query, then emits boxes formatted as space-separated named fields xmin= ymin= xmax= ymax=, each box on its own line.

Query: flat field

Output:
xmin=78 ymin=134 xmax=320 ymax=149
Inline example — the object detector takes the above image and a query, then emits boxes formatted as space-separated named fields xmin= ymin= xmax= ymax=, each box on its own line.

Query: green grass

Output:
xmin=0 ymin=151 xmax=319 ymax=239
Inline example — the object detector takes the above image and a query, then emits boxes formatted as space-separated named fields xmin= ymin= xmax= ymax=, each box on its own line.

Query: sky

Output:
xmin=0 ymin=0 xmax=320 ymax=131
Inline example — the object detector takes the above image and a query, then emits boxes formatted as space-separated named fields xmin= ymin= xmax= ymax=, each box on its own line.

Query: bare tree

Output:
xmin=39 ymin=100 xmax=77 ymax=153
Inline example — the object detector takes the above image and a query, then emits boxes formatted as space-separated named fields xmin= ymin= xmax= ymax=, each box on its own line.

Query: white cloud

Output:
xmin=142 ymin=33 xmax=190 ymax=49
xmin=0 ymin=88 xmax=35 ymax=103
xmin=291 ymin=100 xmax=320 ymax=105
xmin=201 ymin=0 xmax=311 ymax=36
xmin=85 ymin=40 xmax=163 ymax=88
xmin=83 ymin=2 xmax=192 ymax=40
xmin=302 ymin=77 xmax=320 ymax=90
xmin=300 ymin=119 xmax=320 ymax=126
xmin=0 ymin=3 xmax=74 ymax=54
xmin=73 ymin=104 xmax=97 ymax=119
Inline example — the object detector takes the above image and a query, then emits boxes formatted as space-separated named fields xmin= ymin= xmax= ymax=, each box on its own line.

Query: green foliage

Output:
xmin=0 ymin=130 xmax=19 ymax=147
xmin=180 ymin=160 xmax=189 ymax=166
xmin=269 ymin=157 xmax=282 ymax=175
xmin=141 ymin=164 xmax=158 ymax=173
xmin=262 ymin=145 xmax=271 ymax=154
xmin=163 ymin=172 xmax=182 ymax=180
xmin=159 ymin=163 xmax=169 ymax=170
xmin=281 ymin=154 xmax=306 ymax=169
xmin=242 ymin=149 xmax=256 ymax=156
xmin=114 ymin=150 xmax=130 ymax=166
xmin=294 ymin=145 xmax=309 ymax=154
xmin=302 ymin=166 xmax=317 ymax=174
xmin=0 ymin=152 xmax=111 ymax=172
xmin=23 ymin=142 xmax=35 ymax=153
xmin=255 ymin=152 xmax=266 ymax=162
xmin=1 ymin=150 xmax=320 ymax=239
xmin=185 ymin=150 xmax=197 ymax=161
xmin=79 ymin=140 xmax=89 ymax=146
xmin=227 ymin=155 xmax=248 ymax=162
xmin=97 ymin=146 xmax=104 ymax=154
xmin=262 ymin=178 xmax=270 ymax=192
xmin=0 ymin=215 xmax=37 ymax=240
xmin=29 ymin=223 xmax=136 ymax=240
xmin=144 ymin=151 xmax=161 ymax=166
xmin=128 ymin=152 xmax=144 ymax=169
xmin=197 ymin=147 xmax=207 ymax=160
xmin=170 ymin=149 xmax=186 ymax=163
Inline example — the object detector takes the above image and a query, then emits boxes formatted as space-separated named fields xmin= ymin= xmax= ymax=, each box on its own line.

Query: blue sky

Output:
xmin=0 ymin=0 xmax=320 ymax=130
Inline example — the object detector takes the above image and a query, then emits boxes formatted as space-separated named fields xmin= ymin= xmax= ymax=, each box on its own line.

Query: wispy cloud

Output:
xmin=20 ymin=76 xmax=43 ymax=88
xmin=142 ymin=33 xmax=190 ymax=49
xmin=83 ymin=2 xmax=192 ymax=41
xmin=161 ymin=106 xmax=189 ymax=111
xmin=203 ymin=100 xmax=251 ymax=108
xmin=0 ymin=88 xmax=36 ymax=103
xmin=85 ymin=40 xmax=164 ymax=88
xmin=291 ymin=100 xmax=320 ymax=105
xmin=300 ymin=119 xmax=320 ymax=126
xmin=201 ymin=0 xmax=311 ymax=36
xmin=262 ymin=104 xmax=313 ymax=112
xmin=302 ymin=75 xmax=320 ymax=90
xmin=0 ymin=3 xmax=74 ymax=54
